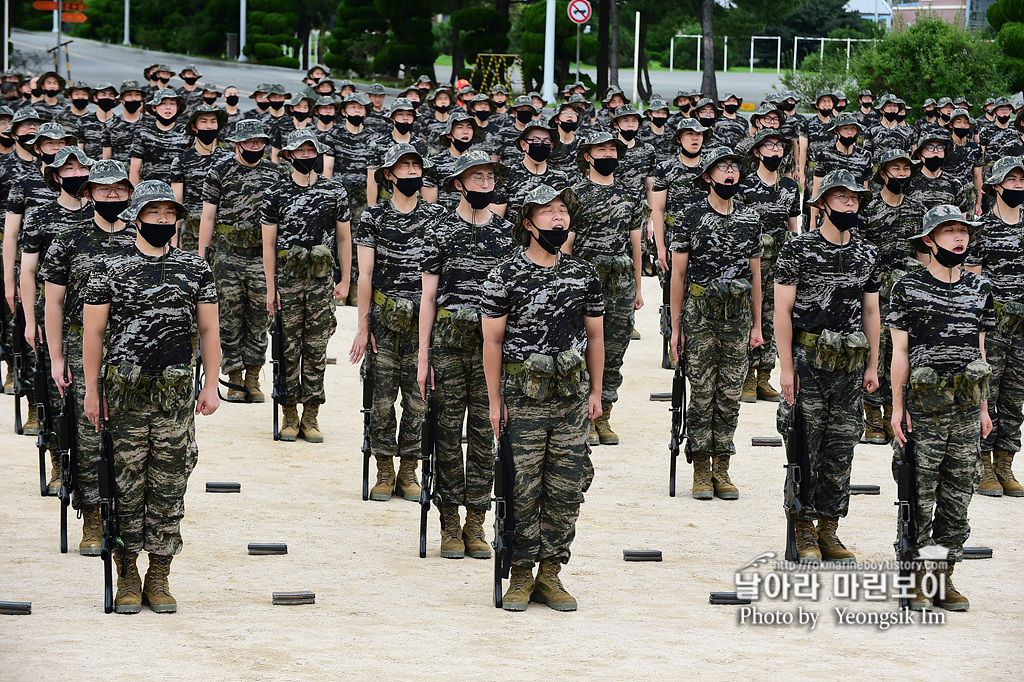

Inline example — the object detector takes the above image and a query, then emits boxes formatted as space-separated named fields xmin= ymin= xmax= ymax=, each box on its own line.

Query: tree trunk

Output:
xmin=610 ymin=0 xmax=619 ymax=87
xmin=637 ymin=13 xmax=652 ymax=101
xmin=596 ymin=0 xmax=609 ymax=96
xmin=450 ymin=0 xmax=464 ymax=83
xmin=700 ymin=0 xmax=717 ymax=101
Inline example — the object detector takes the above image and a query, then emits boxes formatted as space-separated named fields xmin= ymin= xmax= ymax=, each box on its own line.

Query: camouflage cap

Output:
xmin=671 ymin=117 xmax=712 ymax=145
xmin=0 ymin=105 xmax=12 ymax=118
xmin=601 ymin=87 xmax=625 ymax=106
xmin=119 ymin=79 xmax=144 ymax=95
xmin=315 ymin=78 xmax=337 ymax=91
xmin=695 ymin=146 xmax=746 ymax=190
xmin=186 ymin=104 xmax=228 ymax=133
xmin=936 ymin=96 xmax=954 ymax=108
xmin=921 ymin=98 xmax=937 ymax=108
xmin=285 ymin=93 xmax=316 ymax=110
xmin=179 ymin=63 xmax=203 ymax=78
xmin=366 ymin=82 xmax=386 ymax=96
xmin=154 ymin=64 xmax=174 ymax=74
xmin=673 ymin=90 xmax=694 ymax=105
xmin=693 ymin=97 xmax=720 ymax=116
xmin=719 ymin=91 xmax=743 ymax=104
xmin=490 ymin=83 xmax=510 ymax=96
xmin=372 ymin=141 xmax=434 ymax=184
xmin=468 ymin=93 xmax=496 ymax=113
xmin=576 ymin=131 xmax=628 ymax=173
xmin=873 ymin=94 xmax=895 ymax=110
xmin=118 ymin=180 xmax=187 ymax=223
xmin=315 ymin=95 xmax=342 ymax=108
xmin=809 ymin=168 xmax=872 ymax=207
xmin=747 ymin=129 xmax=792 ymax=157
xmin=225 ymin=118 xmax=271 ymax=143
xmin=814 ymin=89 xmax=836 ymax=103
xmin=249 ymin=84 xmax=270 ymax=98
xmin=442 ymin=149 xmax=507 ymax=193
xmin=37 ymin=70 xmax=67 ymax=90
xmin=517 ymin=121 xmax=559 ymax=149
xmin=872 ymin=148 xmax=920 ymax=186
xmin=398 ymin=85 xmax=421 ymax=99
xmin=512 ymin=184 xmax=577 ymax=246
xmin=646 ymin=97 xmax=670 ymax=114
xmin=551 ymin=99 xmax=584 ymax=120
xmin=43 ymin=146 xmax=94 ymax=189
xmin=385 ymin=97 xmax=418 ymax=120
xmin=1013 ymin=108 xmax=1024 ymax=133
xmin=953 ymin=95 xmax=971 ymax=107
xmin=782 ymin=90 xmax=800 ymax=102
xmin=984 ymin=97 xmax=996 ymax=107
xmin=913 ymin=131 xmax=952 ymax=158
xmin=343 ymin=92 xmax=371 ymax=107
xmin=428 ymin=83 xmax=455 ymax=103
xmin=266 ymin=83 xmax=292 ymax=98
xmin=11 ymin=106 xmax=42 ymax=125
xmin=828 ymin=112 xmax=864 ymax=134
xmin=908 ymin=204 xmax=982 ymax=252
xmin=416 ymin=75 xmax=433 ymax=86
xmin=950 ymin=107 xmax=972 ymax=125
xmin=201 ymin=83 xmax=223 ymax=94
xmin=983 ymin=155 xmax=1024 ymax=195
xmin=992 ymin=96 xmax=1013 ymax=109
xmin=527 ymin=90 xmax=546 ymax=104
xmin=750 ymin=101 xmax=786 ymax=127
xmin=612 ymin=104 xmax=641 ymax=121
xmin=281 ymin=127 xmax=329 ymax=154
xmin=30 ymin=121 xmax=77 ymax=146
xmin=858 ymin=89 xmax=873 ymax=98
xmin=81 ymin=159 xmax=132 ymax=195
xmin=511 ymin=95 xmax=540 ymax=114
xmin=92 ymin=81 xmax=118 ymax=95
xmin=64 ymin=80 xmax=90 ymax=96
xmin=440 ymin=110 xmax=480 ymax=138
xmin=834 ymin=90 xmax=848 ymax=101
xmin=568 ymin=80 xmax=590 ymax=94
xmin=147 ymin=87 xmax=185 ymax=110
xmin=307 ymin=63 xmax=330 ymax=77
xmin=337 ymin=79 xmax=357 ymax=91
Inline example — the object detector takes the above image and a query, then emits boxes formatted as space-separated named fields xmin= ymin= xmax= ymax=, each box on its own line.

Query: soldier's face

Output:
xmin=450 ymin=121 xmax=474 ymax=141
xmin=1001 ymin=169 xmax=1024 ymax=191
xmin=756 ymin=138 xmax=785 ymax=158
xmin=345 ymin=104 xmax=366 ymax=118
xmin=615 ymin=115 xmax=640 ymax=132
xmin=138 ymin=202 xmax=178 ymax=225
xmin=925 ymin=222 xmax=969 ymax=255
xmin=316 ymin=106 xmax=337 ymax=120
xmin=587 ymin=141 xmax=618 ymax=161
xmin=154 ymin=100 xmax=178 ymax=118
xmin=678 ymin=130 xmax=703 ymax=153
xmin=237 ymin=139 xmax=266 ymax=153
xmin=455 ymin=169 xmax=495 ymax=192
xmin=122 ymin=92 xmax=143 ymax=105
xmin=309 ymin=68 xmax=326 ymax=81
xmin=43 ymin=76 xmax=60 ymax=91
xmin=193 ymin=113 xmax=219 ymax=131
xmin=706 ymin=164 xmax=738 ymax=186
xmin=995 ymin=105 xmax=1012 ymax=119
xmin=388 ymin=155 xmax=423 ymax=179
xmin=37 ymin=139 xmax=66 ymax=156
xmin=531 ymin=97 xmax=544 ymax=109
xmin=835 ymin=124 xmax=858 ymax=139
xmin=557 ymin=108 xmax=578 ymax=124
xmin=14 ymin=122 xmax=38 ymax=137
xmin=816 ymin=96 xmax=834 ymax=111
xmin=608 ymin=95 xmax=625 ymax=109
xmin=317 ymin=84 xmax=335 ymax=95
xmin=824 ymin=189 xmax=861 ymax=213
xmin=95 ymin=89 xmax=117 ymax=106
xmin=696 ymin=105 xmax=716 ymax=120
xmin=920 ymin=142 xmax=945 ymax=159
xmin=291 ymin=101 xmax=310 ymax=114
xmin=405 ymin=91 xmax=421 ymax=105
xmin=882 ymin=103 xmax=898 ymax=114
xmin=434 ymin=93 xmax=451 ymax=109
xmin=0 ymin=119 xmax=10 ymax=134
xmin=156 ymin=71 xmax=173 ymax=83
xmin=392 ymin=110 xmax=414 ymax=125
xmin=527 ymin=198 xmax=570 ymax=232
xmin=757 ymin=113 xmax=780 ymax=129
xmin=368 ymin=93 xmax=384 ymax=108
xmin=85 ymin=182 xmax=131 ymax=204
xmin=859 ymin=97 xmax=873 ymax=108
xmin=884 ymin=160 xmax=912 ymax=179
xmin=58 ymin=158 xmax=90 ymax=180
xmin=492 ymin=93 xmax=508 ymax=106
xmin=290 ymin=142 xmax=318 ymax=160
xmin=203 ymin=90 xmax=219 ymax=101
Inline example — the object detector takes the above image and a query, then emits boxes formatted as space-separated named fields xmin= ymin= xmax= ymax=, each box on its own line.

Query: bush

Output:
xmin=264 ymin=56 xmax=301 ymax=69
xmin=253 ymin=42 xmax=283 ymax=60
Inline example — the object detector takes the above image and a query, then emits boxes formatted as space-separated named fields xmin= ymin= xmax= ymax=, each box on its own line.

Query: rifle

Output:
xmin=668 ymin=351 xmax=689 ymax=497
xmin=194 ymin=340 xmax=249 ymax=402
xmin=56 ymin=363 xmax=79 ymax=553
xmin=360 ymin=369 xmax=373 ymax=501
xmin=33 ymin=329 xmax=54 ymax=497
xmin=893 ymin=385 xmax=918 ymax=610
xmin=783 ymin=399 xmax=811 ymax=562
xmin=270 ymin=310 xmax=286 ymax=440
xmin=659 ymin=262 xmax=673 ymax=370
xmin=11 ymin=298 xmax=26 ymax=434
xmin=418 ymin=349 xmax=437 ymax=558
xmin=492 ymin=402 xmax=516 ymax=608
xmin=96 ymin=377 xmax=120 ymax=614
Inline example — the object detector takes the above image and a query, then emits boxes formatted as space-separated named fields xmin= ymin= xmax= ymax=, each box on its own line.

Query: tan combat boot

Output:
xmin=244 ymin=365 xmax=265 ymax=403
xmin=533 ymin=557 xmax=577 ymax=611
xmin=224 ymin=370 xmax=246 ymax=402
xmin=346 ymin=280 xmax=359 ymax=307
xmin=755 ymin=370 xmax=781 ymax=402
xmin=631 ymin=327 xmax=641 ymax=340
xmin=440 ymin=504 xmax=465 ymax=559
xmin=817 ymin=516 xmax=856 ymax=562
xmin=711 ymin=455 xmax=739 ymax=499
xmin=740 ymin=368 xmax=757 ymax=403
xmin=588 ymin=420 xmax=600 ymax=446
xmin=934 ymin=563 xmax=970 ymax=611
xmin=462 ymin=507 xmax=492 ymax=559
xmin=395 ymin=457 xmax=421 ymax=501
xmin=795 ymin=518 xmax=821 ymax=563
xmin=47 ymin=449 xmax=61 ymax=495
xmin=863 ymin=404 xmax=887 ymax=444
xmin=908 ymin=565 xmax=933 ymax=611
xmin=994 ymin=450 xmax=1024 ymax=496
xmin=299 ymin=404 xmax=324 ymax=443
xmin=79 ymin=504 xmax=102 ymax=556
xmin=595 ymin=401 xmax=619 ymax=445
xmin=978 ymin=451 xmax=1003 ymax=497
xmin=502 ymin=565 xmax=535 ymax=612
xmin=23 ymin=406 xmax=39 ymax=436
xmin=279 ymin=405 xmax=300 ymax=441
xmin=691 ymin=455 xmax=713 ymax=500
xmin=3 ymin=363 xmax=13 ymax=394
xmin=369 ymin=456 xmax=395 ymax=501
xmin=882 ymin=402 xmax=895 ymax=441
xmin=114 ymin=552 xmax=143 ymax=614
xmin=142 ymin=554 xmax=177 ymax=613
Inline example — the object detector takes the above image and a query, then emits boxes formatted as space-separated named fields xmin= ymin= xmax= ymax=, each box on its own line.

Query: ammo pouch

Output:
xmin=593 ymin=254 xmax=634 ymax=296
xmin=954 ymin=360 xmax=991 ymax=408
xmin=278 ymin=245 xmax=334 ymax=279
xmin=555 ymin=349 xmax=586 ymax=398
xmin=520 ymin=353 xmax=555 ymax=401
xmin=436 ymin=307 xmax=482 ymax=350
xmin=373 ymin=290 xmax=416 ymax=334
xmin=507 ymin=350 xmax=588 ymax=401
xmin=909 ymin=361 xmax=989 ymax=416
xmin=216 ymin=220 xmax=260 ymax=249
xmin=104 ymin=362 xmax=194 ymax=411
xmin=996 ymin=301 xmax=1024 ymax=337
xmin=761 ymin=231 xmax=791 ymax=260
xmin=690 ymin=278 xmax=752 ymax=321
xmin=797 ymin=329 xmax=869 ymax=373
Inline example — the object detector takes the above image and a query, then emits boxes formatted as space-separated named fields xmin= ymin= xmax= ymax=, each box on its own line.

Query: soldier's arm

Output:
xmin=862 ymin=290 xmax=881 ymax=387
xmin=583 ymin=314 xmax=604 ymax=411
xmin=44 ymin=282 xmax=68 ymax=390
xmin=335 ymin=219 xmax=352 ymax=294
xmin=650 ymin=188 xmax=668 ymax=269
xmin=669 ymin=250 xmax=689 ymax=360
xmin=171 ymin=182 xmax=184 ymax=203
xmin=262 ymin=222 xmax=278 ymax=312
xmin=129 ymin=156 xmax=142 ymax=186
xmin=366 ymin=168 xmax=377 ymax=207
xmin=749 ymin=256 xmax=762 ymax=334
xmin=481 ymin=314 xmax=507 ymax=438
xmin=348 ymin=245 xmax=376 ymax=365
xmin=198 ymin=201 xmax=217 ymax=258
xmin=196 ymin=301 xmax=221 ymax=416
xmin=630 ymin=227 xmax=643 ymax=307
xmin=2 ymin=211 xmax=21 ymax=310
xmin=774 ymin=282 xmax=797 ymax=404
xmin=18 ymin=251 xmax=39 ymax=345
xmin=102 ymin=146 xmax=112 ymax=160
xmin=890 ymin=328 xmax=911 ymax=443
xmin=421 ymin=185 xmax=438 ymax=203
xmin=418 ymin=273 xmax=440 ymax=399
xmin=83 ymin=302 xmax=110 ymax=429
xmin=322 ymin=154 xmax=334 ymax=178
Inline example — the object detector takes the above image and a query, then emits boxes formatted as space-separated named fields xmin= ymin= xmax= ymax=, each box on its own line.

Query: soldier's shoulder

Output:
xmin=960 ymin=269 xmax=991 ymax=292
xmin=416 ymin=199 xmax=450 ymax=220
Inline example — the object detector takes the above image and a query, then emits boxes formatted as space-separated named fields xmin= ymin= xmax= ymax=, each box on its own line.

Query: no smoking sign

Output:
xmin=568 ymin=0 xmax=591 ymax=24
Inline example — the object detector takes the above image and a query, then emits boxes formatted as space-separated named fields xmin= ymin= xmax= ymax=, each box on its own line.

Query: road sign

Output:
xmin=32 ymin=2 xmax=87 ymax=10
xmin=62 ymin=13 xmax=87 ymax=23
xmin=568 ymin=0 xmax=591 ymax=24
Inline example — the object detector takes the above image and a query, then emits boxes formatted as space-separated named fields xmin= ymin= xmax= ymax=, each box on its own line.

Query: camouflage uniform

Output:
xmin=983 ymin=125 xmax=1024 ymax=166
xmin=616 ymin=138 xmax=656 ymax=202
xmin=865 ymin=123 xmax=915 ymax=166
xmin=652 ymin=156 xmax=703 ymax=243
xmin=170 ymin=141 xmax=232 ymax=254
xmin=129 ymin=121 xmax=188 ymax=185
xmin=103 ymin=115 xmax=144 ymax=166
xmin=59 ymin=110 xmax=105 ymax=160
xmin=326 ymin=103 xmax=376 ymax=218
xmin=907 ymin=134 xmax=973 ymax=212
xmin=496 ymin=161 xmax=572 ymax=225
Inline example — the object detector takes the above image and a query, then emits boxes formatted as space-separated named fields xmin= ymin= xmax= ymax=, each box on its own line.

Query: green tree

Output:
xmin=988 ymin=0 xmax=1024 ymax=89
xmin=520 ymin=0 xmax=598 ymax=91
xmin=372 ymin=0 xmax=437 ymax=79
xmin=325 ymin=0 xmax=388 ymax=77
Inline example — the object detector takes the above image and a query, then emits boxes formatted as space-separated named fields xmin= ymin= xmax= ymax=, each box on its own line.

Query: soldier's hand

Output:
xmin=981 ymin=407 xmax=993 ymax=439
xmin=349 ymin=328 xmax=375 ymax=364
xmin=52 ymin=364 xmax=71 ymax=397
xmin=671 ymin=330 xmax=684 ymax=363
xmin=657 ymin=248 xmax=668 ymax=274
xmin=266 ymin=288 xmax=280 ymax=314
xmin=4 ymin=287 xmax=14 ymax=313
xmin=24 ymin=323 xmax=35 ymax=350
xmin=749 ymin=326 xmax=763 ymax=349
xmin=489 ymin=400 xmax=504 ymax=439
xmin=416 ymin=360 xmax=434 ymax=401
xmin=645 ymin=217 xmax=655 ymax=240
xmin=84 ymin=390 xmax=107 ymax=431
xmin=892 ymin=407 xmax=911 ymax=447
xmin=862 ymin=368 xmax=879 ymax=394
xmin=196 ymin=384 xmax=220 ymax=416
xmin=780 ymin=368 xmax=798 ymax=405
xmin=588 ymin=391 xmax=602 ymax=421
xmin=634 ymin=291 xmax=644 ymax=310
xmin=333 ymin=278 xmax=349 ymax=302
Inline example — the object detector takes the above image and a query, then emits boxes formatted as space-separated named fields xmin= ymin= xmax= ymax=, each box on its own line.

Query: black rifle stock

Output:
xmin=418 ymin=349 xmax=437 ymax=558
xmin=659 ymin=263 xmax=672 ymax=370
xmin=56 ymin=364 xmax=79 ymax=554
xmin=96 ymin=379 xmax=120 ymax=614
xmin=360 ymin=369 xmax=373 ymax=501
xmin=33 ymin=330 xmax=53 ymax=497
xmin=668 ymin=352 xmax=689 ymax=497
xmin=894 ymin=385 xmax=918 ymax=610
xmin=11 ymin=300 xmax=26 ymax=434
xmin=492 ymin=403 xmax=516 ymax=608
xmin=270 ymin=311 xmax=286 ymax=440
xmin=783 ymin=399 xmax=811 ymax=562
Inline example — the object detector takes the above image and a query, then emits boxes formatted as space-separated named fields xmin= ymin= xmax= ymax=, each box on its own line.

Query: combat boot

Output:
xmin=934 ymin=563 xmax=970 ymax=611
xmin=882 ymin=402 xmax=895 ymax=441
xmin=691 ymin=455 xmax=713 ymax=500
xmin=462 ymin=507 xmax=491 ymax=559
xmin=631 ymin=327 xmax=641 ymax=340
xmin=978 ymin=451 xmax=1003 ymax=497
xmin=756 ymin=370 xmax=781 ymax=402
xmin=142 ymin=554 xmax=177 ymax=613
xmin=595 ymin=401 xmax=619 ymax=445
xmin=279 ymin=405 xmax=300 ymax=441
xmin=588 ymin=420 xmax=600 ymax=446
xmin=908 ymin=565 xmax=933 ymax=611
xmin=369 ymin=456 xmax=395 ymax=501
xmin=740 ymin=369 xmax=757 ymax=403
xmin=3 ymin=363 xmax=13 ymax=394
xmin=795 ymin=518 xmax=821 ymax=563
xmin=440 ymin=504 xmax=465 ymax=559
xmin=711 ymin=455 xmax=739 ymax=499
xmin=533 ymin=557 xmax=577 ymax=611
xmin=23 ymin=406 xmax=38 ymax=435
xmin=114 ymin=552 xmax=142 ymax=614
xmin=46 ymin=449 xmax=60 ymax=495
xmin=299 ymin=404 xmax=324 ymax=443
xmin=863 ymin=404 xmax=887 ymax=444
xmin=395 ymin=457 xmax=421 ymax=501
xmin=244 ymin=365 xmax=265 ymax=403
xmin=79 ymin=504 xmax=102 ymax=556
xmin=346 ymin=280 xmax=358 ymax=307
xmin=501 ymin=565 xmax=535 ymax=612
xmin=817 ymin=516 xmax=856 ymax=562
xmin=994 ymin=450 xmax=1024 ymax=496
xmin=224 ymin=370 xmax=246 ymax=402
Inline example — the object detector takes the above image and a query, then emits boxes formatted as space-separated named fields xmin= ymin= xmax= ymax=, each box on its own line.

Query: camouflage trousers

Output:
xmin=107 ymin=393 xmax=199 ymax=556
xmin=600 ymin=278 xmax=636 ymax=405
xmin=776 ymin=347 xmax=863 ymax=519
xmin=981 ymin=329 xmax=1024 ymax=454
xmin=894 ymin=404 xmax=980 ymax=563
xmin=749 ymin=254 xmax=777 ymax=373
xmin=64 ymin=332 xmax=100 ymax=507
xmin=432 ymin=341 xmax=493 ymax=509
xmin=362 ymin=305 xmax=424 ymax=459
xmin=277 ymin=271 xmax=337 ymax=406
xmin=683 ymin=297 xmax=751 ymax=458
xmin=865 ymin=303 xmax=893 ymax=407
xmin=505 ymin=383 xmax=589 ymax=568
xmin=214 ymin=248 xmax=271 ymax=375
xmin=178 ymin=213 xmax=216 ymax=264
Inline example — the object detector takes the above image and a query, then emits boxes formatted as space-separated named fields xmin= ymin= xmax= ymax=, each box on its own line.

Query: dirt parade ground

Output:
xmin=1 ymin=279 xmax=1022 ymax=681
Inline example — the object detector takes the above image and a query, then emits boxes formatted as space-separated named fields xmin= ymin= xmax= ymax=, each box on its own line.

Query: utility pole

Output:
xmin=239 ymin=0 xmax=248 ymax=62
xmin=124 ymin=0 xmax=130 ymax=45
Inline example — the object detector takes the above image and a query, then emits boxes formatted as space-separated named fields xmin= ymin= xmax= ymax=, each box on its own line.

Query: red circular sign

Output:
xmin=568 ymin=0 xmax=592 ymax=24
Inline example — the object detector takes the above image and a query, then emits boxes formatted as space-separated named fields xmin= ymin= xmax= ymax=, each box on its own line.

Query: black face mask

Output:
xmin=651 ymin=116 xmax=668 ymax=128
xmin=58 ymin=175 xmax=88 ymax=196
xmin=154 ymin=113 xmax=177 ymax=126
xmin=123 ymin=100 xmax=143 ymax=114
xmin=310 ymin=76 xmax=322 ymax=84
xmin=896 ymin=113 xmax=907 ymax=123
xmin=256 ymin=101 xmax=270 ymax=112
xmin=923 ymin=155 xmax=945 ymax=172
xmin=293 ymin=110 xmax=309 ymax=122
xmin=462 ymin=189 xmax=494 ymax=209
xmin=697 ymin=116 xmax=716 ymax=128
xmin=0 ymin=135 xmax=13 ymax=149
xmin=225 ymin=95 xmax=240 ymax=107
xmin=558 ymin=119 xmax=579 ymax=133
xmin=43 ymin=88 xmax=60 ymax=98
xmin=434 ymin=104 xmax=451 ymax=114
xmin=203 ymin=96 xmax=218 ymax=106
xmin=526 ymin=142 xmax=552 ymax=162
xmin=24 ymin=91 xmax=34 ymax=100
xmin=291 ymin=156 xmax=318 ymax=174
xmin=860 ymin=102 xmax=872 ymax=111
xmin=393 ymin=175 xmax=423 ymax=197
xmin=138 ymin=221 xmax=176 ymax=248
xmin=711 ymin=180 xmax=741 ymax=200
xmin=346 ymin=115 xmax=364 ymax=127
xmin=998 ymin=187 xmax=1024 ymax=208
xmin=679 ymin=103 xmax=692 ymax=113
xmin=394 ymin=121 xmax=414 ymax=135
xmin=925 ymin=112 xmax=936 ymax=121
xmin=94 ymin=199 xmax=130 ymax=224
xmin=838 ymin=134 xmax=857 ymax=148
xmin=532 ymin=226 xmax=569 ymax=254
xmin=933 ymin=244 xmax=967 ymax=268
xmin=157 ymin=77 xmax=170 ymax=86
xmin=759 ymin=155 xmax=783 ymax=172
xmin=474 ymin=109 xmax=492 ymax=122
xmin=317 ymin=113 xmax=334 ymax=125
xmin=71 ymin=98 xmax=89 ymax=111
xmin=782 ymin=103 xmax=795 ymax=112
xmin=723 ymin=103 xmax=740 ymax=115
xmin=418 ymin=87 xmax=430 ymax=96
xmin=680 ymin=146 xmax=701 ymax=159
xmin=240 ymin=147 xmax=265 ymax=164
xmin=182 ymin=77 xmax=199 ymax=86
xmin=997 ymin=114 xmax=1011 ymax=125
xmin=835 ymin=105 xmax=846 ymax=113
xmin=17 ymin=133 xmax=35 ymax=147
xmin=884 ymin=175 xmax=910 ymax=194
xmin=826 ymin=207 xmax=859 ymax=232
xmin=818 ymin=108 xmax=833 ymax=119
xmin=591 ymin=157 xmax=619 ymax=176
xmin=939 ymin=113 xmax=951 ymax=123
xmin=268 ymin=101 xmax=284 ymax=112
xmin=515 ymin=110 xmax=533 ymax=124
xmin=951 ymin=127 xmax=970 ymax=139
xmin=40 ymin=152 xmax=57 ymax=164
xmin=97 ymin=98 xmax=117 ymax=112
xmin=195 ymin=128 xmax=219 ymax=145
xmin=619 ymin=128 xmax=638 ymax=141
xmin=883 ymin=111 xmax=898 ymax=123
xmin=450 ymin=137 xmax=473 ymax=153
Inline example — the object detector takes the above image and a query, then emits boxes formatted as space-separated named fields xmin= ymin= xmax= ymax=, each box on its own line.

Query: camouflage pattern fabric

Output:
xmin=495 ymin=124 xmax=529 ymax=164
xmin=214 ymin=249 xmax=270 ymax=374
xmin=947 ymin=139 xmax=983 ymax=186
xmin=414 ymin=112 xmax=451 ymax=146
xmin=262 ymin=173 xmax=351 ymax=251
xmin=170 ymin=146 xmax=233 ymax=216
xmin=854 ymin=108 xmax=880 ymax=130
xmin=904 ymin=171 xmax=973 ymax=213
xmin=864 ymin=124 xmax=914 ymax=165
xmin=129 ymin=119 xmax=189 ymax=183
xmin=637 ymin=126 xmax=676 ymax=162
xmin=363 ymin=301 xmax=424 ymax=459
xmin=813 ymin=145 xmax=873 ymax=187
xmin=102 ymin=116 xmax=144 ymax=165
xmin=58 ymin=111 xmax=105 ymax=160
xmin=64 ymin=332 xmax=101 ymax=507
xmin=495 ymin=163 xmax=572 ymax=225
xmin=20 ymin=201 xmax=94 ymax=280
xmin=423 ymin=149 xmax=463 ymax=210
xmin=367 ymin=134 xmax=428 ymax=171
xmin=651 ymin=156 xmax=703 ymax=243
xmin=354 ymin=199 xmax=447 ymax=302
xmin=203 ymin=155 xmax=284 ymax=239
xmin=276 ymin=270 xmax=337 ymax=405
xmin=668 ymin=201 xmax=762 ymax=287
xmin=710 ymin=116 xmax=748 ymax=148
xmin=803 ymin=116 xmax=836 ymax=167
xmin=5 ymin=157 xmax=56 ymax=233
xmin=967 ymin=210 xmax=1024 ymax=304
xmin=33 ymin=100 xmax=66 ymax=123
xmin=421 ymin=211 xmax=514 ymax=311
xmin=326 ymin=125 xmax=376 ymax=192
xmin=616 ymin=140 xmax=656 ymax=201
xmin=547 ymin=134 xmax=582 ymax=177
xmin=983 ymin=127 xmax=1024 ymax=166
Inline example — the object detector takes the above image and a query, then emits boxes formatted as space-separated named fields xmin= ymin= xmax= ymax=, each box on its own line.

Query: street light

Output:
xmin=239 ymin=0 xmax=248 ymax=62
